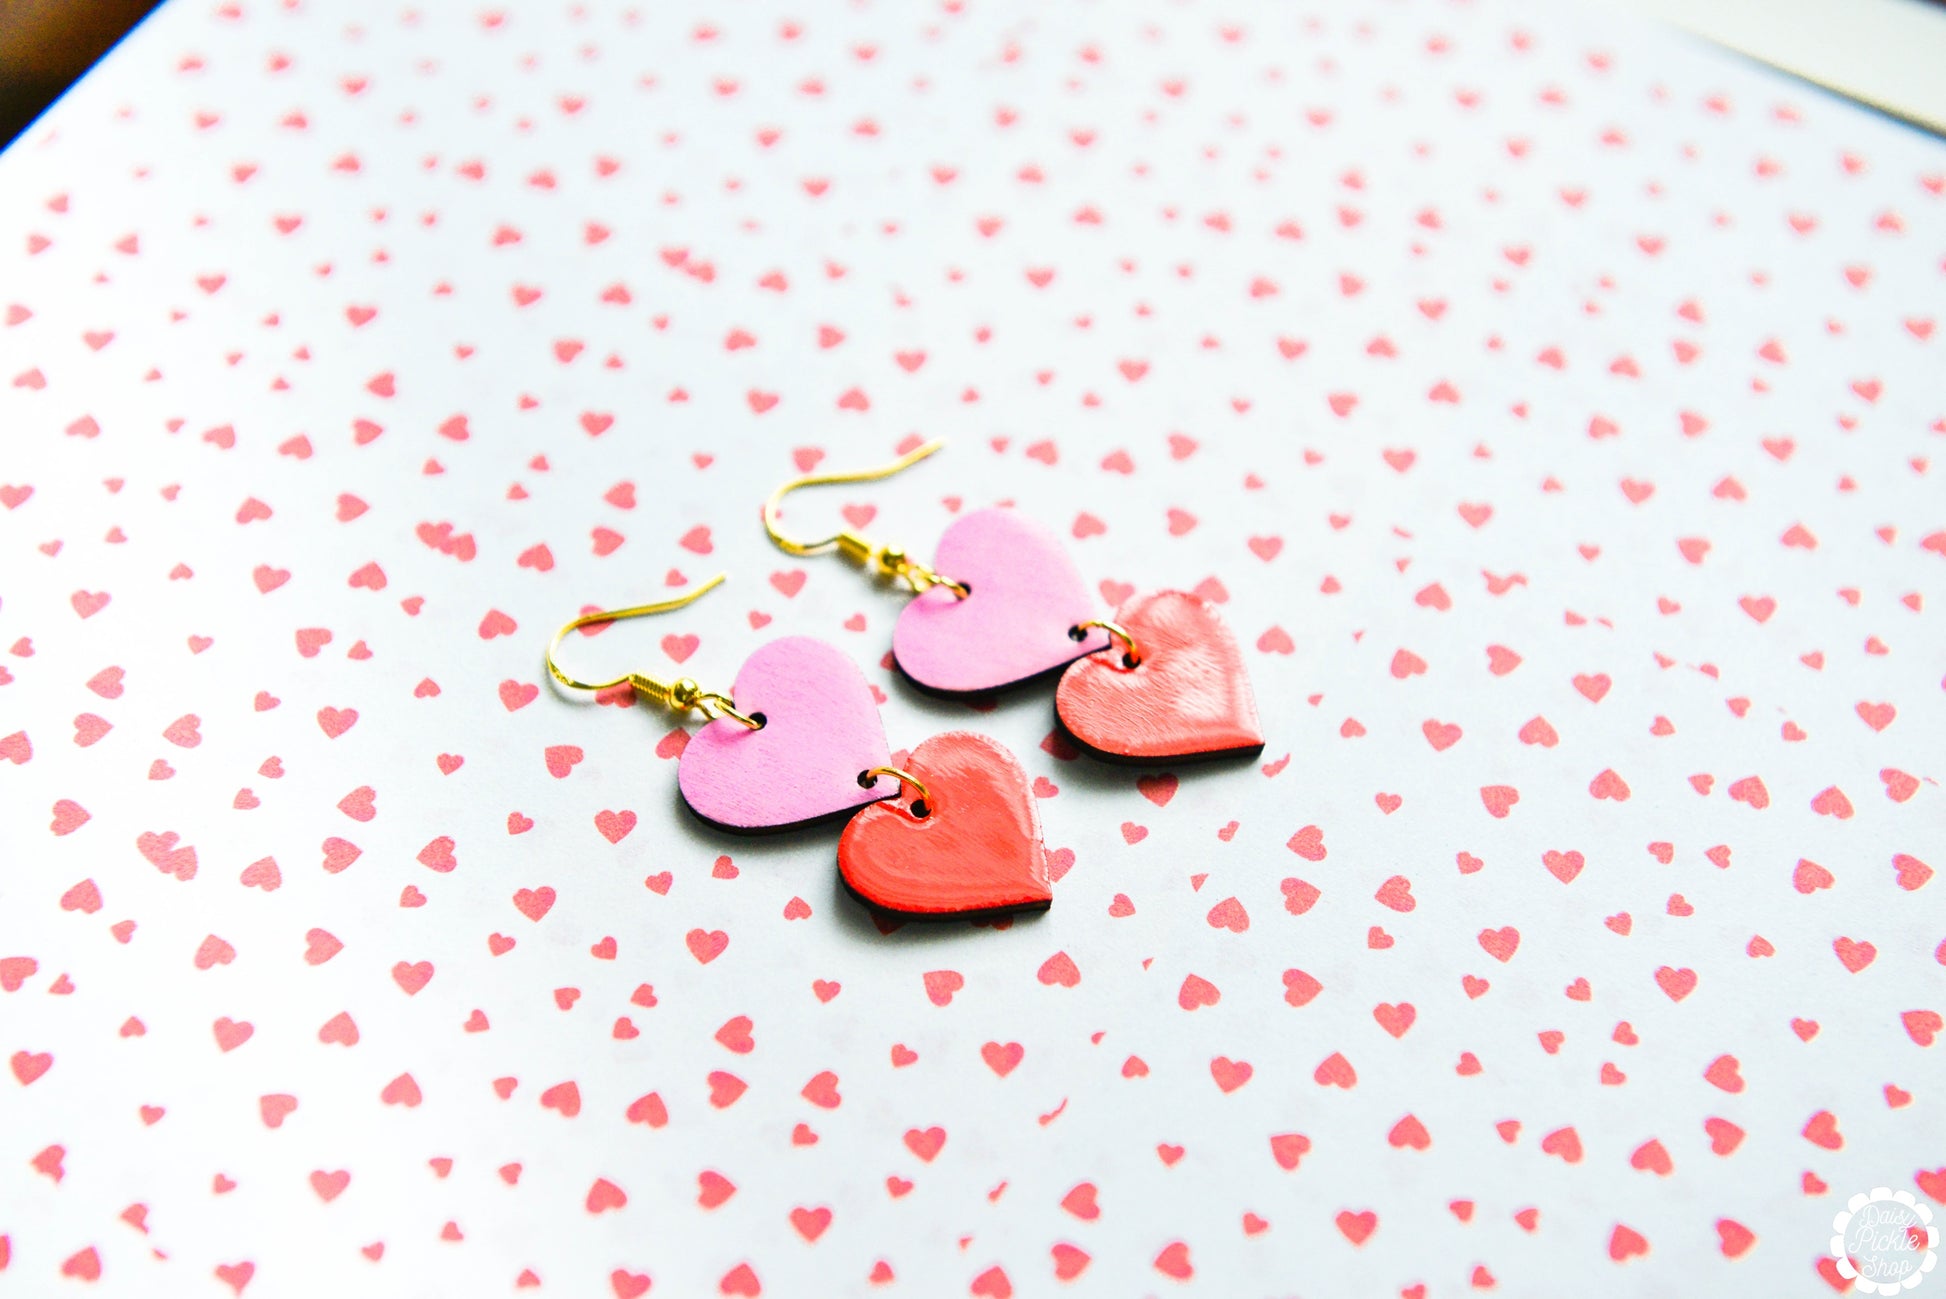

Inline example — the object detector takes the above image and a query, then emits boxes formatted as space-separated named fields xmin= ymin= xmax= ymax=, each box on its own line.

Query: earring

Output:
xmin=762 ymin=442 xmax=1265 ymax=764
xmin=547 ymin=574 xmax=1052 ymax=918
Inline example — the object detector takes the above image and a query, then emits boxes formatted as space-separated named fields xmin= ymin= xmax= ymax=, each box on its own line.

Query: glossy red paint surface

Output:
xmin=1055 ymin=589 xmax=1264 ymax=762
xmin=836 ymin=730 xmax=1052 ymax=918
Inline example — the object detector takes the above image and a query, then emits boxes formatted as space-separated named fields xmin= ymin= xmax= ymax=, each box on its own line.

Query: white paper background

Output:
xmin=1 ymin=0 xmax=1942 ymax=1294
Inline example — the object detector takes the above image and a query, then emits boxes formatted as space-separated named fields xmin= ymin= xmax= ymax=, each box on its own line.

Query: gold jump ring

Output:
xmin=862 ymin=765 xmax=932 ymax=817
xmin=1073 ymin=618 xmax=1142 ymax=669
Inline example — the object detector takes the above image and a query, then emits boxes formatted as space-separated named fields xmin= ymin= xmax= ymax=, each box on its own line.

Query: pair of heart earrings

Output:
xmin=546 ymin=442 xmax=1263 ymax=921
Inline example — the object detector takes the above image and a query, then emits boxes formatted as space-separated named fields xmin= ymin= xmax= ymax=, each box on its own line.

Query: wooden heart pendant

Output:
xmin=836 ymin=731 xmax=1053 ymax=919
xmin=892 ymin=509 xmax=1110 ymax=694
xmin=1055 ymin=590 xmax=1264 ymax=763
xmin=677 ymin=637 xmax=894 ymax=833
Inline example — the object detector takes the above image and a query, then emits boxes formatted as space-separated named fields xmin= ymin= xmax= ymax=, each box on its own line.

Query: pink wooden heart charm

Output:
xmin=1055 ymin=590 xmax=1264 ymax=762
xmin=837 ymin=730 xmax=1052 ymax=918
xmin=892 ymin=508 xmax=1109 ymax=694
xmin=677 ymin=637 xmax=894 ymax=832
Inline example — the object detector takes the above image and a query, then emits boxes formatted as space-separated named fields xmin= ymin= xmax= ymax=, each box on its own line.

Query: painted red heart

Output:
xmin=1055 ymin=590 xmax=1263 ymax=762
xmin=836 ymin=731 xmax=1051 ymax=917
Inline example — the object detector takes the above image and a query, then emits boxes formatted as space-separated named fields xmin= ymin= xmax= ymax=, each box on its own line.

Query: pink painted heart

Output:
xmin=1056 ymin=590 xmax=1263 ymax=762
xmin=678 ymin=637 xmax=893 ymax=832
xmin=892 ymin=509 xmax=1108 ymax=694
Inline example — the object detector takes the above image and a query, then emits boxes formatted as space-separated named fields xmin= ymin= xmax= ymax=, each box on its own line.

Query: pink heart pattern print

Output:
xmin=0 ymin=0 xmax=1942 ymax=1295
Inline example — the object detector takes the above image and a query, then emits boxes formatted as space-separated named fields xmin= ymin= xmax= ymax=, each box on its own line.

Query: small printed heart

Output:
xmin=1479 ymin=785 xmax=1519 ymax=818
xmin=11 ymin=1050 xmax=52 ymax=1084
xmin=1542 ymin=850 xmax=1584 ymax=884
xmin=1630 ymin=1139 xmax=1673 ymax=1176
xmin=1062 ymin=1181 xmax=1101 ymax=1219
xmin=212 ymin=1017 xmax=254 ymax=1052
xmin=1903 ymin=1010 xmax=1944 ymax=1047
xmin=1540 ymin=1126 xmax=1583 ymax=1163
xmin=1205 ymin=896 xmax=1249 ymax=932
xmin=1421 ymin=719 xmax=1461 ymax=751
xmin=1832 ymin=937 xmax=1877 ymax=972
xmin=544 ymin=745 xmax=583 ymax=778
xmin=1268 ymin=1132 xmax=1313 ymax=1172
xmin=1281 ymin=878 xmax=1321 ymax=916
xmin=981 ymin=1041 xmax=1024 ymax=1076
xmin=1803 ymin=1110 xmax=1843 ymax=1150
xmin=1178 ymin=974 xmax=1221 ymax=1010
xmin=392 ymin=961 xmax=433 ymax=995
xmin=0 ymin=956 xmax=38 ymax=991
xmin=1809 ymin=784 xmax=1856 ymax=820
xmin=1703 ymin=1054 xmax=1745 ymax=1093
xmin=1374 ymin=876 xmax=1414 ymax=911
xmin=192 ymin=937 xmax=234 ymax=968
xmin=1283 ymin=969 xmax=1322 ymax=1007
xmin=1704 ymin=1116 xmax=1745 ymax=1155
xmin=316 ymin=707 xmax=357 ymax=739
xmin=1373 ymin=1003 xmax=1415 ymax=1038
xmin=1038 ymin=952 xmax=1080 ymax=987
xmin=800 ymin=1070 xmax=840 ymax=1107
xmin=1478 ymin=927 xmax=1520 ymax=962
xmin=903 ymin=1126 xmax=946 ymax=1162
xmin=1609 ymin=1225 xmax=1649 ymax=1262
xmin=595 ymin=810 xmax=636 ymax=843
xmin=49 ymin=799 xmax=90 ymax=836
xmin=540 ymin=1080 xmax=581 ymax=1117
xmin=60 ymin=1248 xmax=101 ymax=1280
xmin=1335 ymin=1210 xmax=1377 ymax=1245
xmin=513 ymin=887 xmax=555 ymax=922
xmin=686 ymin=929 xmax=729 ymax=964
xmin=1589 ymin=768 xmax=1631 ymax=801
xmin=1655 ymin=967 xmax=1697 ymax=1001
xmin=1314 ymin=1052 xmax=1356 ymax=1088
xmin=586 ymin=1177 xmax=628 ymax=1212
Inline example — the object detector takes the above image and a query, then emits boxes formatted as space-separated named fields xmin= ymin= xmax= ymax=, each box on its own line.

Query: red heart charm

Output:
xmin=836 ymin=731 xmax=1052 ymax=918
xmin=1055 ymin=590 xmax=1263 ymax=762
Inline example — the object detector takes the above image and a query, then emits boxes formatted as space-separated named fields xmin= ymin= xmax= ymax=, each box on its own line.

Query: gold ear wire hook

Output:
xmin=545 ymin=573 xmax=762 ymax=729
xmin=761 ymin=439 xmax=970 ymax=598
